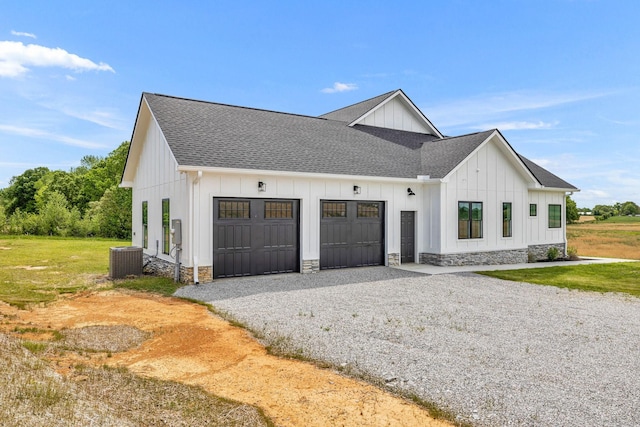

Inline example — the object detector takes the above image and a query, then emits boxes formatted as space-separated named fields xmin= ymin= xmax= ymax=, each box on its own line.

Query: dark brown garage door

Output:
xmin=320 ymin=200 xmax=384 ymax=269
xmin=213 ymin=198 xmax=299 ymax=278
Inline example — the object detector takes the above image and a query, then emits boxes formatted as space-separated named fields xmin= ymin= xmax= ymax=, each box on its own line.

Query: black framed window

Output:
xmin=357 ymin=202 xmax=380 ymax=218
xmin=265 ymin=201 xmax=293 ymax=219
xmin=503 ymin=202 xmax=512 ymax=237
xmin=162 ymin=199 xmax=170 ymax=254
xmin=549 ymin=204 xmax=562 ymax=228
xmin=142 ymin=201 xmax=148 ymax=249
xmin=322 ymin=202 xmax=347 ymax=218
xmin=458 ymin=201 xmax=483 ymax=239
xmin=219 ymin=201 xmax=250 ymax=219
xmin=530 ymin=204 xmax=537 ymax=216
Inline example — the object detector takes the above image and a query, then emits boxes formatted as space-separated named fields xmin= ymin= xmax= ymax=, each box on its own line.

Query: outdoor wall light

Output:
xmin=258 ymin=181 xmax=267 ymax=192
xmin=353 ymin=185 xmax=361 ymax=194
xmin=407 ymin=187 xmax=416 ymax=196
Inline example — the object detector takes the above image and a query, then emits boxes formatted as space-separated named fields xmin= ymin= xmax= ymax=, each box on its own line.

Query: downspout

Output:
xmin=192 ymin=171 xmax=202 ymax=284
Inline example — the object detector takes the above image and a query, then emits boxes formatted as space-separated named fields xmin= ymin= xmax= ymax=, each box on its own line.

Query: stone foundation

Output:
xmin=302 ymin=259 xmax=320 ymax=274
xmin=143 ymin=254 xmax=212 ymax=284
xmin=527 ymin=243 xmax=566 ymax=261
xmin=388 ymin=253 xmax=400 ymax=266
xmin=419 ymin=249 xmax=529 ymax=266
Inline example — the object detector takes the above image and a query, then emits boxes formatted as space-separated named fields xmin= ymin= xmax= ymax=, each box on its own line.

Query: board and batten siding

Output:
xmin=527 ymin=190 xmax=566 ymax=245
xmin=439 ymin=139 xmax=531 ymax=254
xmin=190 ymin=172 xmax=420 ymax=270
xmin=359 ymin=96 xmax=431 ymax=133
xmin=132 ymin=118 xmax=188 ymax=263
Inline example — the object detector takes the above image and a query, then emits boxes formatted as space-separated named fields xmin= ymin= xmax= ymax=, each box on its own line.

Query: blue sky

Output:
xmin=1 ymin=1 xmax=639 ymax=208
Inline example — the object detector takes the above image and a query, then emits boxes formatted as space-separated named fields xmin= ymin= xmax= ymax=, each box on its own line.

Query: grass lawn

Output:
xmin=479 ymin=262 xmax=640 ymax=297
xmin=0 ymin=236 xmax=176 ymax=308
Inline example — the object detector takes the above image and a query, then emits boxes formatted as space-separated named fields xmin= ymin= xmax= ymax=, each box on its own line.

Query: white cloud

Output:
xmin=0 ymin=124 xmax=105 ymax=149
xmin=473 ymin=120 xmax=558 ymax=131
xmin=321 ymin=82 xmax=358 ymax=94
xmin=65 ymin=74 xmax=76 ymax=81
xmin=11 ymin=30 xmax=36 ymax=39
xmin=424 ymin=90 xmax=609 ymax=128
xmin=0 ymin=41 xmax=114 ymax=78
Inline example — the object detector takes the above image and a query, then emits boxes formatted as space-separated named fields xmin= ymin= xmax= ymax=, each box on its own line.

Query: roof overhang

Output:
xmin=177 ymin=165 xmax=431 ymax=184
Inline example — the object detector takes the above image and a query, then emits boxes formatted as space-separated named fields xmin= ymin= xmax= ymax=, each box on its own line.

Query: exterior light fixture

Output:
xmin=353 ymin=185 xmax=361 ymax=194
xmin=258 ymin=181 xmax=266 ymax=192
xmin=407 ymin=187 xmax=415 ymax=196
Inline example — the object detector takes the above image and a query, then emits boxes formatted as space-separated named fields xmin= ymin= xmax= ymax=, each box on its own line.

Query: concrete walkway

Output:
xmin=394 ymin=256 xmax=636 ymax=275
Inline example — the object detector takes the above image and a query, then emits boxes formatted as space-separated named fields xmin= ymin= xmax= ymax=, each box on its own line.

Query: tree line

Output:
xmin=0 ymin=141 xmax=131 ymax=239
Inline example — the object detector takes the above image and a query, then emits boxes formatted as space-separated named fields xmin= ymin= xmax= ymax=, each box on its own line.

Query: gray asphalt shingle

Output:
xmin=141 ymin=92 xmax=577 ymax=189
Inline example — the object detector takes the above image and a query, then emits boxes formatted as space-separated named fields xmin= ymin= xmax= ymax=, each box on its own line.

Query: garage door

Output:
xmin=320 ymin=200 xmax=384 ymax=269
xmin=213 ymin=198 xmax=299 ymax=279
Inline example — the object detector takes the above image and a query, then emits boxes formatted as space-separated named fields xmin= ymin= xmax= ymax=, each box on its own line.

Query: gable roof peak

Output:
xmin=318 ymin=90 xmax=399 ymax=123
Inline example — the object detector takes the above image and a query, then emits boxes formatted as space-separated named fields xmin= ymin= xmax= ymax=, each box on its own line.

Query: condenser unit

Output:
xmin=109 ymin=246 xmax=143 ymax=279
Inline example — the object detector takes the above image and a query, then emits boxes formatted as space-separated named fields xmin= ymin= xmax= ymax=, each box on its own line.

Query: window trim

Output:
xmin=530 ymin=203 xmax=537 ymax=217
xmin=503 ymin=202 xmax=512 ymax=238
xmin=458 ymin=201 xmax=483 ymax=239
xmin=548 ymin=204 xmax=562 ymax=229
xmin=162 ymin=198 xmax=170 ymax=254
xmin=142 ymin=201 xmax=148 ymax=249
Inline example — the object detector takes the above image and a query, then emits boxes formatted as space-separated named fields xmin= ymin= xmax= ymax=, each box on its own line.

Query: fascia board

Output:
xmin=177 ymin=165 xmax=424 ymax=184
xmin=121 ymin=95 xmax=149 ymax=185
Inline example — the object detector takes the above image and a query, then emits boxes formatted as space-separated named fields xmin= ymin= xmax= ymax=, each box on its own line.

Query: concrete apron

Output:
xmin=394 ymin=257 xmax=637 ymax=275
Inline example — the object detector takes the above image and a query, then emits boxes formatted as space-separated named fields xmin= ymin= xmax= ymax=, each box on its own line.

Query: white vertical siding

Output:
xmin=360 ymin=97 xmax=431 ymax=133
xmin=440 ymin=140 xmax=530 ymax=254
xmin=132 ymin=119 xmax=187 ymax=263
xmin=527 ymin=191 xmax=566 ymax=244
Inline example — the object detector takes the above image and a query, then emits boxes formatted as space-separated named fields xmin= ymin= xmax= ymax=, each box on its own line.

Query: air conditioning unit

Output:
xmin=109 ymin=246 xmax=143 ymax=279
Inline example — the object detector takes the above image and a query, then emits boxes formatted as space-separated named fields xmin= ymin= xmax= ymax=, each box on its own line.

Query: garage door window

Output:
xmin=322 ymin=202 xmax=347 ymax=218
xmin=265 ymin=201 xmax=293 ymax=219
xmin=219 ymin=201 xmax=250 ymax=219
xmin=357 ymin=202 xmax=380 ymax=218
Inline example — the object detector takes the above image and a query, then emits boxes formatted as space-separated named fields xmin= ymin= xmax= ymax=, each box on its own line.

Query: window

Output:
xmin=357 ymin=202 xmax=380 ymax=218
xmin=265 ymin=201 xmax=293 ymax=219
xmin=219 ymin=201 xmax=250 ymax=219
xmin=530 ymin=204 xmax=537 ymax=216
xmin=549 ymin=204 xmax=562 ymax=228
xmin=322 ymin=202 xmax=347 ymax=218
xmin=142 ymin=201 xmax=148 ymax=249
xmin=503 ymin=202 xmax=512 ymax=237
xmin=162 ymin=199 xmax=170 ymax=254
xmin=458 ymin=201 xmax=483 ymax=239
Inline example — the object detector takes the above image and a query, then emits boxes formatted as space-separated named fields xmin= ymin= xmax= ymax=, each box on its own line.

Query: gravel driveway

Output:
xmin=176 ymin=267 xmax=640 ymax=426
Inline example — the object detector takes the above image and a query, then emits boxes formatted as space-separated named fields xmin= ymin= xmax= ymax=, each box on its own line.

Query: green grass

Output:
xmin=0 ymin=236 xmax=181 ymax=308
xmin=597 ymin=215 xmax=640 ymax=224
xmin=479 ymin=262 xmax=640 ymax=297
xmin=113 ymin=276 xmax=180 ymax=296
xmin=0 ymin=236 xmax=128 ymax=308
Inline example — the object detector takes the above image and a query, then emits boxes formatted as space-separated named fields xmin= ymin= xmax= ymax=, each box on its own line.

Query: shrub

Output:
xmin=547 ymin=247 xmax=560 ymax=261
xmin=567 ymin=246 xmax=579 ymax=261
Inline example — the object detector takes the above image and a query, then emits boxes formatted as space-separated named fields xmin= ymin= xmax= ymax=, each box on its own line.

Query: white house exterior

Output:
xmin=121 ymin=90 xmax=578 ymax=283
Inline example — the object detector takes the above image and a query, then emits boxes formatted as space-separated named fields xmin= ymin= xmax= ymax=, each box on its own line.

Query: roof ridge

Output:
xmin=319 ymin=89 xmax=399 ymax=118
xmin=143 ymin=92 xmax=327 ymax=121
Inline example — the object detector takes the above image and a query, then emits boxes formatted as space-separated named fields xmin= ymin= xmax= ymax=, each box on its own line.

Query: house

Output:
xmin=121 ymin=89 xmax=578 ymax=283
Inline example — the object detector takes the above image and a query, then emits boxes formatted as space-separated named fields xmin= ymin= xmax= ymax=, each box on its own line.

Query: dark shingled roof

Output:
xmin=519 ymin=155 xmax=578 ymax=190
xmin=318 ymin=90 xmax=397 ymax=123
xmin=140 ymin=92 xmax=577 ymax=189
xmin=144 ymin=93 xmax=422 ymax=178
xmin=420 ymin=130 xmax=495 ymax=178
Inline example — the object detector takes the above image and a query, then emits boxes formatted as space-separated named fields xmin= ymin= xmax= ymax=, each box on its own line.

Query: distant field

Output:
xmin=567 ymin=216 xmax=640 ymax=260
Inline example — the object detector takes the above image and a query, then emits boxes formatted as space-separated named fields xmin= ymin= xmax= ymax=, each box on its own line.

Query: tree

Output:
xmin=90 ymin=186 xmax=132 ymax=239
xmin=38 ymin=191 xmax=71 ymax=236
xmin=1 ymin=167 xmax=50 ymax=215
xmin=566 ymin=195 xmax=579 ymax=224
xmin=621 ymin=201 xmax=640 ymax=216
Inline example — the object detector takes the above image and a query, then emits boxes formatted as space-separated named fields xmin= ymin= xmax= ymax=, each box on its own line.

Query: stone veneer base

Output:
xmin=143 ymin=254 xmax=212 ymax=284
xmin=419 ymin=243 xmax=567 ymax=266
